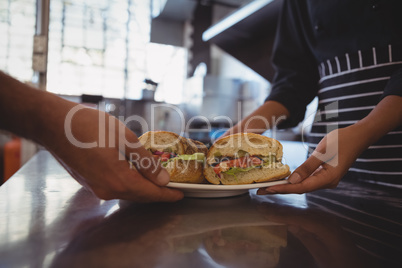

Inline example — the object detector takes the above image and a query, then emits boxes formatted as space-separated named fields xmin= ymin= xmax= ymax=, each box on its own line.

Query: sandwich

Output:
xmin=204 ymin=133 xmax=290 ymax=185
xmin=138 ymin=131 xmax=207 ymax=183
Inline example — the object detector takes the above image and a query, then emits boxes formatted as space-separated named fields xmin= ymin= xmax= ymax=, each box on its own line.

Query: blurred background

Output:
xmin=0 ymin=0 xmax=316 ymax=183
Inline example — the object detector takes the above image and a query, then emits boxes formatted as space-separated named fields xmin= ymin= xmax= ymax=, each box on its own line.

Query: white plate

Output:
xmin=166 ymin=180 xmax=289 ymax=198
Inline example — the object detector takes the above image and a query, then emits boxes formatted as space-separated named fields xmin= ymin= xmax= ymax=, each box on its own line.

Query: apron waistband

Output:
xmin=318 ymin=44 xmax=402 ymax=83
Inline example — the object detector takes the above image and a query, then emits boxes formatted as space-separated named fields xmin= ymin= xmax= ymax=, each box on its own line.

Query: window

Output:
xmin=0 ymin=0 xmax=36 ymax=81
xmin=47 ymin=0 xmax=187 ymax=104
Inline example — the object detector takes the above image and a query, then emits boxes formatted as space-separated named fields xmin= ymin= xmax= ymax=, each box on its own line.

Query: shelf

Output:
xmin=203 ymin=0 xmax=283 ymax=81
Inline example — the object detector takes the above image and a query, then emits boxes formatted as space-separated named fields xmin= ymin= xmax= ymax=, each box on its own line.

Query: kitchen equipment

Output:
xmin=141 ymin=79 xmax=158 ymax=101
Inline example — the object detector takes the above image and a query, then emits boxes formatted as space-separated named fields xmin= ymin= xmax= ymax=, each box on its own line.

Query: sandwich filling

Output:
xmin=151 ymin=150 xmax=205 ymax=166
xmin=211 ymin=150 xmax=277 ymax=177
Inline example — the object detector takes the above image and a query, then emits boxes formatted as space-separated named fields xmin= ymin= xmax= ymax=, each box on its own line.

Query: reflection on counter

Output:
xmin=46 ymin=195 xmax=374 ymax=268
xmin=1 ymin=151 xmax=400 ymax=267
xmin=201 ymin=225 xmax=286 ymax=268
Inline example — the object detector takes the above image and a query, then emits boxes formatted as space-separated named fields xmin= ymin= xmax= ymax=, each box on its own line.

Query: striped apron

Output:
xmin=307 ymin=44 xmax=402 ymax=186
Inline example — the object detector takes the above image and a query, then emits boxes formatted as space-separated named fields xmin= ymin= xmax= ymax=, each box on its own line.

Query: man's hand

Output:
xmin=44 ymin=104 xmax=184 ymax=202
xmin=0 ymin=72 xmax=183 ymax=202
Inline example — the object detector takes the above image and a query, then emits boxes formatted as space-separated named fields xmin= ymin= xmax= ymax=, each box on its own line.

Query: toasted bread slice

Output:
xmin=138 ymin=131 xmax=187 ymax=154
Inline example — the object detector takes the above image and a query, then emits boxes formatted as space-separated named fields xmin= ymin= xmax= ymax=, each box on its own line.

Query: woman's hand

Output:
xmin=258 ymin=95 xmax=402 ymax=195
xmin=258 ymin=126 xmax=365 ymax=194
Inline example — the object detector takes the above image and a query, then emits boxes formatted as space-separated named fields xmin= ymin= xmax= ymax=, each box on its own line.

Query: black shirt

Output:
xmin=267 ymin=0 xmax=402 ymax=128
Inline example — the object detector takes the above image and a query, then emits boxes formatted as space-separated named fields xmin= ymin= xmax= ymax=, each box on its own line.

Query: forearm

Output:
xmin=0 ymin=72 xmax=74 ymax=146
xmin=0 ymin=74 xmax=184 ymax=202
xmin=229 ymin=101 xmax=290 ymax=134
xmin=351 ymin=95 xmax=402 ymax=149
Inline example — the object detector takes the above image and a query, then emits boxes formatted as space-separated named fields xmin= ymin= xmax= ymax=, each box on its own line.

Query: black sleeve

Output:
xmin=266 ymin=0 xmax=320 ymax=129
xmin=382 ymin=68 xmax=402 ymax=99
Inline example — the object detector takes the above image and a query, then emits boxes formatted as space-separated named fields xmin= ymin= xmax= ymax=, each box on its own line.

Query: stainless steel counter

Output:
xmin=0 ymin=149 xmax=401 ymax=268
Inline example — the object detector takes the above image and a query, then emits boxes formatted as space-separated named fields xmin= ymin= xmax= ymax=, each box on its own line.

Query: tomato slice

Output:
xmin=213 ymin=156 xmax=263 ymax=175
xmin=250 ymin=157 xmax=262 ymax=166
xmin=213 ymin=166 xmax=221 ymax=175
xmin=228 ymin=158 xmax=246 ymax=168
xmin=160 ymin=152 xmax=171 ymax=162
